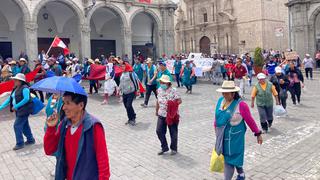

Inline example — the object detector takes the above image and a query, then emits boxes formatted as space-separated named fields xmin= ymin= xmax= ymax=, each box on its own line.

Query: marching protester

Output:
xmin=44 ymin=91 xmax=110 ymax=180
xmin=71 ymin=58 xmax=82 ymax=77
xmin=9 ymin=60 xmax=19 ymax=77
xmin=303 ymin=54 xmax=315 ymax=80
xmin=286 ymin=62 xmax=304 ymax=105
xmin=0 ymin=73 xmax=35 ymax=150
xmin=214 ymin=81 xmax=262 ymax=180
xmin=173 ymin=57 xmax=183 ymax=87
xmin=119 ymin=63 xmax=139 ymax=126
xmin=33 ymin=59 xmax=46 ymax=102
xmin=244 ymin=54 xmax=254 ymax=86
xmin=47 ymin=58 xmax=63 ymax=77
xmin=1 ymin=59 xmax=12 ymax=82
xmin=225 ymin=58 xmax=235 ymax=80
xmin=18 ymin=51 xmax=29 ymax=62
xmin=102 ymin=73 xmax=118 ymax=105
xmin=251 ymin=73 xmax=280 ymax=133
xmin=180 ymin=61 xmax=195 ymax=94
xmin=316 ymin=50 xmax=320 ymax=68
xmin=141 ymin=58 xmax=158 ymax=108
xmin=157 ymin=61 xmax=173 ymax=87
xmin=133 ymin=58 xmax=144 ymax=98
xmin=266 ymin=56 xmax=277 ymax=77
xmin=88 ymin=59 xmax=98 ymax=94
xmin=19 ymin=58 xmax=31 ymax=74
xmin=156 ymin=75 xmax=182 ymax=155
xmin=38 ymin=50 xmax=47 ymax=65
xmin=270 ymin=67 xmax=290 ymax=109
xmin=232 ymin=58 xmax=247 ymax=98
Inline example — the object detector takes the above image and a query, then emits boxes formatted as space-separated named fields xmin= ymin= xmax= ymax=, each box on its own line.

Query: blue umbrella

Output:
xmin=31 ymin=76 xmax=87 ymax=96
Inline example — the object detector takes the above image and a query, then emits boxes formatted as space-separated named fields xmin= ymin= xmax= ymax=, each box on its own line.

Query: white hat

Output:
xmin=8 ymin=61 xmax=17 ymax=65
xmin=159 ymin=75 xmax=172 ymax=83
xmin=19 ymin=58 xmax=27 ymax=63
xmin=306 ymin=54 xmax=310 ymax=57
xmin=216 ymin=81 xmax=240 ymax=93
xmin=257 ymin=73 xmax=267 ymax=80
xmin=66 ymin=60 xmax=72 ymax=64
xmin=55 ymin=61 xmax=59 ymax=64
xmin=275 ymin=67 xmax=282 ymax=73
xmin=72 ymin=58 xmax=79 ymax=62
xmin=11 ymin=73 xmax=26 ymax=82
xmin=146 ymin=58 xmax=153 ymax=64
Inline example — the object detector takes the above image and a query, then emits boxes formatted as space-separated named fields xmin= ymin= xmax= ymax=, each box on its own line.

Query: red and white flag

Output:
xmin=51 ymin=36 xmax=70 ymax=55
xmin=139 ymin=0 xmax=151 ymax=3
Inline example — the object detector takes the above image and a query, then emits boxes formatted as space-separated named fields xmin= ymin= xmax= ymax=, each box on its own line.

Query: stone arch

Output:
xmin=199 ymin=36 xmax=211 ymax=55
xmin=86 ymin=3 xmax=128 ymax=28
xmin=12 ymin=0 xmax=31 ymax=22
xmin=32 ymin=0 xmax=85 ymax=24
xmin=308 ymin=6 xmax=320 ymax=54
xmin=129 ymin=8 xmax=162 ymax=28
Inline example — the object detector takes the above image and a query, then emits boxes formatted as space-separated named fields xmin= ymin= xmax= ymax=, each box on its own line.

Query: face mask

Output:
xmin=160 ymin=84 xmax=168 ymax=90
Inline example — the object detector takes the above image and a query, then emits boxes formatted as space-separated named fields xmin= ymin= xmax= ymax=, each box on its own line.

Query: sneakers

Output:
xmin=170 ymin=150 xmax=177 ymax=155
xmin=24 ymin=140 xmax=35 ymax=146
xmin=125 ymin=120 xmax=136 ymax=126
xmin=140 ymin=103 xmax=147 ymax=108
xmin=157 ymin=149 xmax=169 ymax=155
xmin=236 ymin=174 xmax=245 ymax=180
xmin=13 ymin=145 xmax=24 ymax=151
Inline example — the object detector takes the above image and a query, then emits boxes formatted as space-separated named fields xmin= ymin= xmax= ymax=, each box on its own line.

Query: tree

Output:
xmin=254 ymin=47 xmax=264 ymax=68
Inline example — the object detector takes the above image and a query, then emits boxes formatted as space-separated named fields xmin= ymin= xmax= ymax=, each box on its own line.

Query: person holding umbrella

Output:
xmin=0 ymin=73 xmax=35 ymax=150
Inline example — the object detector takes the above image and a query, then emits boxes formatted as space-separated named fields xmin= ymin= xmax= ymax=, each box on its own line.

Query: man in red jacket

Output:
xmin=44 ymin=91 xmax=110 ymax=180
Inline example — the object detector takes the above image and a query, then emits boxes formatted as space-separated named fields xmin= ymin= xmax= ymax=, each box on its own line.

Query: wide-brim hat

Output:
xmin=88 ymin=59 xmax=94 ymax=64
xmin=72 ymin=58 xmax=79 ymax=62
xmin=146 ymin=58 xmax=153 ymax=64
xmin=216 ymin=81 xmax=240 ymax=93
xmin=11 ymin=73 xmax=26 ymax=82
xmin=19 ymin=58 xmax=27 ymax=63
xmin=94 ymin=59 xmax=101 ymax=63
xmin=8 ymin=61 xmax=16 ymax=65
xmin=257 ymin=73 xmax=267 ymax=80
xmin=159 ymin=75 xmax=172 ymax=83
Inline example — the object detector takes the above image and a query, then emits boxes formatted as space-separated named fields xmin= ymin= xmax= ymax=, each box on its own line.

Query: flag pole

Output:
xmin=46 ymin=35 xmax=57 ymax=57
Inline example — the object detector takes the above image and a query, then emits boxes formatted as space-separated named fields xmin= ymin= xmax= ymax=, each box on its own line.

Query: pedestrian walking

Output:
xmin=251 ymin=73 xmax=280 ymax=133
xmin=180 ymin=61 xmax=195 ymax=94
xmin=0 ymin=73 xmax=35 ymax=150
xmin=232 ymin=58 xmax=247 ymax=97
xmin=102 ymin=73 xmax=118 ymax=105
xmin=270 ymin=67 xmax=290 ymax=109
xmin=173 ymin=57 xmax=182 ymax=87
xmin=1 ymin=59 xmax=12 ymax=82
xmin=18 ymin=58 xmax=30 ymax=74
xmin=244 ymin=54 xmax=254 ymax=86
xmin=303 ymin=54 xmax=315 ymax=80
xmin=33 ymin=59 xmax=46 ymax=102
xmin=157 ymin=61 xmax=173 ymax=87
xmin=315 ymin=50 xmax=320 ymax=68
xmin=214 ymin=81 xmax=262 ymax=180
xmin=156 ymin=75 xmax=182 ymax=155
xmin=88 ymin=59 xmax=98 ymax=94
xmin=9 ymin=60 xmax=19 ymax=77
xmin=266 ymin=56 xmax=277 ymax=77
xmin=286 ymin=62 xmax=304 ymax=105
xmin=119 ymin=63 xmax=139 ymax=125
xmin=133 ymin=59 xmax=144 ymax=98
xmin=141 ymin=58 xmax=158 ymax=107
xmin=44 ymin=91 xmax=110 ymax=180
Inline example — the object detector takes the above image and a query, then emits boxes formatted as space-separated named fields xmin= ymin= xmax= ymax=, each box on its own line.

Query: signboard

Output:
xmin=166 ymin=58 xmax=214 ymax=76
xmin=284 ymin=51 xmax=298 ymax=60
xmin=275 ymin=27 xmax=284 ymax=37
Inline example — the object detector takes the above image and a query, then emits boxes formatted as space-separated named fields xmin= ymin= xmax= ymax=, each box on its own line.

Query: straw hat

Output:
xmin=95 ymin=59 xmax=101 ymax=63
xmin=257 ymin=73 xmax=267 ymax=80
xmin=19 ymin=58 xmax=27 ymax=63
xmin=216 ymin=81 xmax=240 ymax=93
xmin=88 ymin=59 xmax=94 ymax=64
xmin=146 ymin=58 xmax=153 ymax=64
xmin=11 ymin=73 xmax=26 ymax=82
xmin=159 ymin=75 xmax=172 ymax=83
xmin=8 ymin=61 xmax=16 ymax=65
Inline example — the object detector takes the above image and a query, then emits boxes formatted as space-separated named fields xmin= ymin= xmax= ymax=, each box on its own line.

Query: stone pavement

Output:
xmin=0 ymin=76 xmax=320 ymax=180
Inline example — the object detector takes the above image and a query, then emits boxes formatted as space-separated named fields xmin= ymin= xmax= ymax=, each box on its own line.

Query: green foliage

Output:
xmin=254 ymin=47 xmax=264 ymax=67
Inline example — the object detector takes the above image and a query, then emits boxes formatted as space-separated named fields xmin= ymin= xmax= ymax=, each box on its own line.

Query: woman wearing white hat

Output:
xmin=214 ymin=81 xmax=262 ymax=180
xmin=303 ymin=53 xmax=314 ymax=80
xmin=270 ymin=67 xmax=290 ymax=109
xmin=18 ymin=58 xmax=30 ymax=75
xmin=0 ymin=73 xmax=35 ymax=150
xmin=251 ymin=73 xmax=280 ymax=133
xmin=156 ymin=75 xmax=182 ymax=155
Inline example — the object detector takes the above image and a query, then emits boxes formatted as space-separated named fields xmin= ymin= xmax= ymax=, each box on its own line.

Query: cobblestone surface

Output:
xmin=0 ymin=75 xmax=319 ymax=180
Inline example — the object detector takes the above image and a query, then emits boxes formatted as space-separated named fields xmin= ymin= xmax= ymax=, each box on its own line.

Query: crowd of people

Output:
xmin=0 ymin=47 xmax=317 ymax=180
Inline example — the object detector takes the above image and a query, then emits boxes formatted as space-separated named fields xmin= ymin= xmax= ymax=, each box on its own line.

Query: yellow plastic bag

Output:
xmin=209 ymin=149 xmax=224 ymax=173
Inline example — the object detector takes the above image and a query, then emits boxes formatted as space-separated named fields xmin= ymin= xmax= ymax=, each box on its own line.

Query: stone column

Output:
xmin=24 ymin=21 xmax=38 ymax=68
xmin=160 ymin=5 xmax=177 ymax=57
xmin=80 ymin=23 xmax=91 ymax=59
xmin=123 ymin=26 xmax=132 ymax=62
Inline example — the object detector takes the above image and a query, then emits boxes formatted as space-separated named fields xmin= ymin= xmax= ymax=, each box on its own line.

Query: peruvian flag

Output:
xmin=139 ymin=0 xmax=151 ymax=3
xmin=51 ymin=36 xmax=70 ymax=55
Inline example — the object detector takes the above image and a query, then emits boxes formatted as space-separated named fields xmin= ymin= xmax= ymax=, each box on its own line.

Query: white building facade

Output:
xmin=0 ymin=0 xmax=176 ymax=65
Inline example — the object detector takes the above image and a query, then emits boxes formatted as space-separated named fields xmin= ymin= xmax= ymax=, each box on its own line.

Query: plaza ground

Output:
xmin=0 ymin=75 xmax=320 ymax=180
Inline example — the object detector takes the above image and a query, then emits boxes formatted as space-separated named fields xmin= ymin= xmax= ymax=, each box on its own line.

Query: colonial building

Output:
xmin=175 ymin=0 xmax=289 ymax=55
xmin=0 ymin=0 xmax=176 ymax=66
xmin=287 ymin=0 xmax=320 ymax=57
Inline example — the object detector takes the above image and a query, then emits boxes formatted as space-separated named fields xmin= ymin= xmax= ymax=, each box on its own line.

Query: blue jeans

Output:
xmin=175 ymin=73 xmax=181 ymax=87
xmin=14 ymin=115 xmax=35 ymax=146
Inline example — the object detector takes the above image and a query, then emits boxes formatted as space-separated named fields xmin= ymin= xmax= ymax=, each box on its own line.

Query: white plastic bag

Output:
xmin=274 ymin=105 xmax=287 ymax=117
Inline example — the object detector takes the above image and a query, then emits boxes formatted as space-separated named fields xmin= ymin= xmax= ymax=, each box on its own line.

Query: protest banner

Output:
xmin=166 ymin=58 xmax=214 ymax=76
xmin=285 ymin=51 xmax=298 ymax=60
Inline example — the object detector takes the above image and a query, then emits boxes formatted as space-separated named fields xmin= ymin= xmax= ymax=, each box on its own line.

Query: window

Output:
xmin=204 ymin=13 xmax=208 ymax=23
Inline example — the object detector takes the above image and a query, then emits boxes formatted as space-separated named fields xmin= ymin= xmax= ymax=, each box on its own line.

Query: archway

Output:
xmin=131 ymin=11 xmax=160 ymax=60
xmin=89 ymin=7 xmax=125 ymax=60
xmin=0 ymin=0 xmax=27 ymax=59
xmin=199 ymin=36 xmax=211 ymax=56
xmin=35 ymin=1 xmax=81 ymax=58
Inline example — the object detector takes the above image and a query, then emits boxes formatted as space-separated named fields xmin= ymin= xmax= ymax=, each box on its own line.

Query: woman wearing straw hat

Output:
xmin=214 ymin=81 xmax=262 ymax=180
xmin=0 ymin=73 xmax=35 ymax=150
xmin=9 ymin=60 xmax=19 ymax=77
xmin=1 ymin=59 xmax=12 ymax=82
xmin=156 ymin=75 xmax=182 ymax=155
